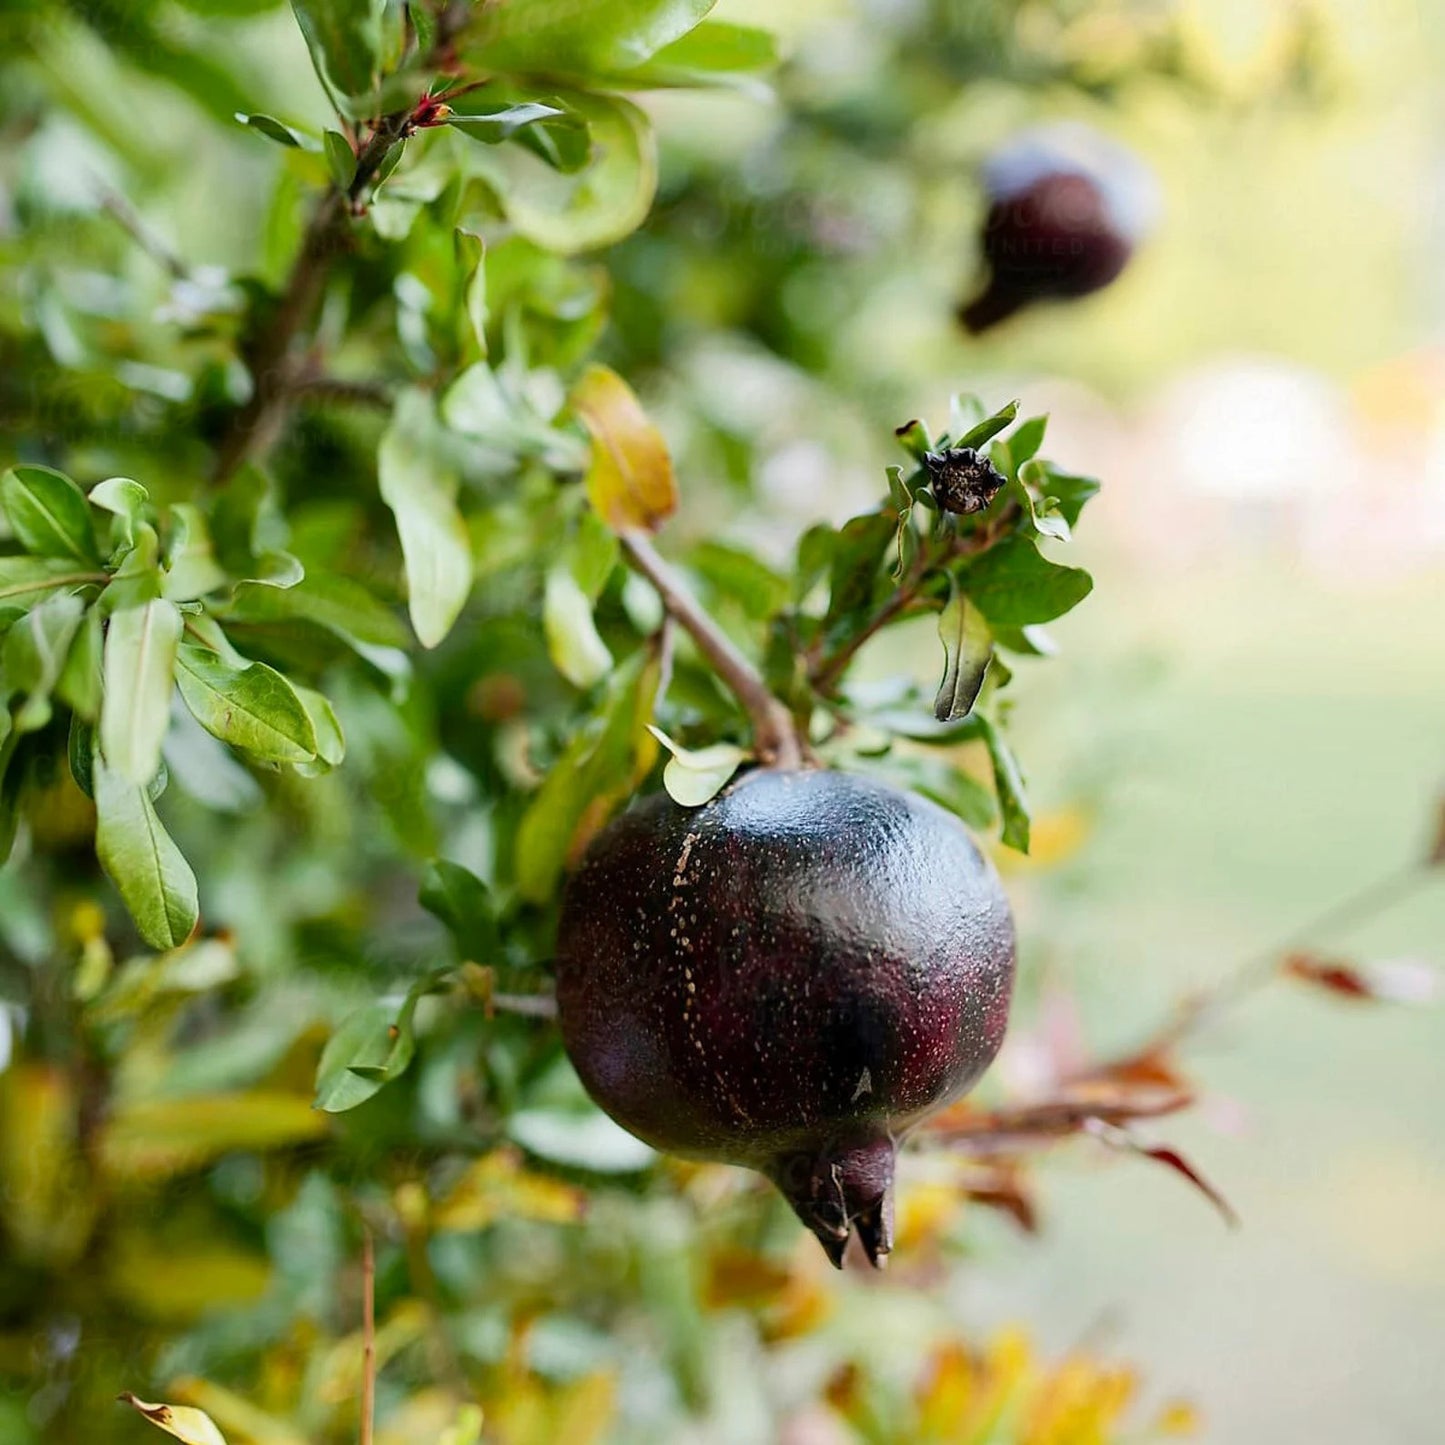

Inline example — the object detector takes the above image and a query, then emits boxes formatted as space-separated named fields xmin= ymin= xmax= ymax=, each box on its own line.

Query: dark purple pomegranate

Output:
xmin=960 ymin=123 xmax=1159 ymax=333
xmin=555 ymin=767 xmax=1016 ymax=1267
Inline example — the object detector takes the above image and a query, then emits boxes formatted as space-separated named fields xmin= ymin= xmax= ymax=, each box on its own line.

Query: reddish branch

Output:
xmin=915 ymin=851 xmax=1437 ymax=1227
xmin=622 ymin=530 xmax=805 ymax=770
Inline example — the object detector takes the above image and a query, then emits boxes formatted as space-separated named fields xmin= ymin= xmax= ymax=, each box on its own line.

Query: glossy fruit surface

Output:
xmin=556 ymin=767 xmax=1016 ymax=1265
xmin=960 ymin=123 xmax=1158 ymax=332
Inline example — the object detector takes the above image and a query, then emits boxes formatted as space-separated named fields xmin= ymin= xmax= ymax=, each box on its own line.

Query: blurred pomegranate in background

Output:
xmin=960 ymin=123 xmax=1160 ymax=333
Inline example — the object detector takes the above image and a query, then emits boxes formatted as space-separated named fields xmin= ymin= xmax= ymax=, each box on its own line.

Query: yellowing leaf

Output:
xmin=571 ymin=365 xmax=677 ymax=534
xmin=916 ymin=1342 xmax=976 ymax=1442
xmin=0 ymin=1064 xmax=98 ymax=1268
xmin=158 ymin=1379 xmax=306 ymax=1445
xmin=118 ymin=1394 xmax=228 ymax=1445
xmin=99 ymin=1091 xmax=329 ymax=1181
xmin=433 ymin=1148 xmax=584 ymax=1232
xmin=108 ymin=1229 xmax=271 ymax=1321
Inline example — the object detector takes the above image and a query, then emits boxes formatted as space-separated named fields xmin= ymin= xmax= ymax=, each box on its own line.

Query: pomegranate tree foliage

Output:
xmin=0 ymin=2 xmax=1356 ymax=1442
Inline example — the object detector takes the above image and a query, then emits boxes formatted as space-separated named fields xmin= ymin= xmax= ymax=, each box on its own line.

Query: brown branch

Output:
xmin=212 ymin=5 xmax=472 ymax=484
xmin=621 ymin=529 xmax=804 ymax=770
xmin=360 ymin=1228 xmax=376 ymax=1445
xmin=93 ymin=177 xmax=187 ymax=279
xmin=810 ymin=546 xmax=931 ymax=697
xmin=808 ymin=502 xmax=1021 ymax=697
xmin=926 ymin=1090 xmax=1194 ymax=1155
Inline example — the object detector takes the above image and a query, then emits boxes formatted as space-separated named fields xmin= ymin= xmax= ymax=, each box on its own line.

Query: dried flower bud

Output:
xmin=924 ymin=447 xmax=1006 ymax=516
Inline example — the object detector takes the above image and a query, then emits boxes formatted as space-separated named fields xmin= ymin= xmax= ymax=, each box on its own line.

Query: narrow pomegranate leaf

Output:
xmin=1084 ymin=1119 xmax=1238 ymax=1228
xmin=1284 ymin=952 xmax=1437 ymax=1004
xmin=933 ymin=581 xmax=992 ymax=722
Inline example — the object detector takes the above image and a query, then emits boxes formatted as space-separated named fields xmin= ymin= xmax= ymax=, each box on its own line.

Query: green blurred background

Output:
xmin=3 ymin=0 xmax=1443 ymax=1440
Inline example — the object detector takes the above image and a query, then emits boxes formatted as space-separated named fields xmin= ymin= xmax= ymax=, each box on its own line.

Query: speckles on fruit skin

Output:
xmin=554 ymin=766 xmax=1017 ymax=1265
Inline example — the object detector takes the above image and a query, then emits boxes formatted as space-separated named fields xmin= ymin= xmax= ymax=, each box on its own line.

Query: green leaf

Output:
xmin=515 ymin=650 xmax=660 ymax=902
xmin=1032 ymin=463 xmax=1101 ymax=529
xmin=0 ymin=556 xmax=102 ymax=607
xmin=89 ymin=476 xmax=149 ymax=551
xmin=958 ymin=537 xmax=1093 ymax=627
xmin=444 ymin=101 xmax=567 ymax=144
xmin=475 ymin=91 xmax=658 ymax=255
xmin=976 ymin=714 xmax=1030 ymax=853
xmin=289 ymin=0 xmax=383 ymax=101
xmin=455 ymin=228 xmax=488 ymax=361
xmin=509 ymin=108 xmax=592 ymax=174
xmin=647 ymin=725 xmax=747 ymax=807
xmin=162 ymin=505 xmax=228 ymax=602
xmin=893 ymin=419 xmax=933 ymax=464
xmin=102 ymin=522 xmax=165 ymax=611
xmin=419 ymin=860 xmax=498 ymax=955
xmin=0 ymin=731 xmax=20 ymax=865
xmin=235 ymin=112 xmax=319 ymax=150
xmin=1 ymin=465 xmax=100 ymax=564
xmin=378 ymin=388 xmax=473 ymax=649
xmin=466 ymin=0 xmax=717 ymax=75
xmin=1009 ymin=415 xmax=1048 ymax=467
xmin=825 ymin=510 xmax=895 ymax=632
xmin=509 ymin=1109 xmax=655 ymax=1172
xmin=568 ymin=509 xmax=621 ymax=599
xmin=794 ymin=524 xmax=835 ymax=601
xmin=94 ymin=757 xmax=199 ymax=950
xmin=69 ymin=715 xmax=95 ymax=799
xmin=543 ymin=568 xmax=613 ymax=689
xmin=209 ymin=467 xmax=300 ymax=587
xmin=226 ymin=572 xmax=409 ymax=650
xmin=622 ymin=19 xmax=777 ymax=89
xmin=323 ymin=128 xmax=355 ymax=188
xmin=174 ymin=645 xmax=319 ymax=763
xmin=955 ymin=398 xmax=1019 ymax=452
xmin=313 ymin=969 xmax=450 ymax=1113
xmin=690 ymin=543 xmax=787 ymax=622
xmin=57 ymin=604 xmax=104 ymax=721
xmin=100 ymin=599 xmax=182 ymax=785
xmin=291 ymin=685 xmax=345 ymax=775
xmin=3 ymin=592 xmax=85 ymax=733
xmin=933 ymin=584 xmax=992 ymax=722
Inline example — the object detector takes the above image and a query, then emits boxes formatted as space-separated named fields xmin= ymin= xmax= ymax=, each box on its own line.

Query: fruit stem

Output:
xmin=620 ymin=529 xmax=804 ymax=770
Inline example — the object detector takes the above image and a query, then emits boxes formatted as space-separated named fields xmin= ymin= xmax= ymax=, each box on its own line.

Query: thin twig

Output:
xmin=808 ymin=503 xmax=1020 ymax=696
xmin=810 ymin=547 xmax=930 ymax=696
xmin=212 ymin=6 xmax=471 ymax=484
xmin=621 ymin=529 xmax=804 ymax=770
xmin=1117 ymin=859 xmax=1434 ymax=1059
xmin=361 ymin=1229 xmax=376 ymax=1445
xmin=93 ymin=177 xmax=187 ymax=279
